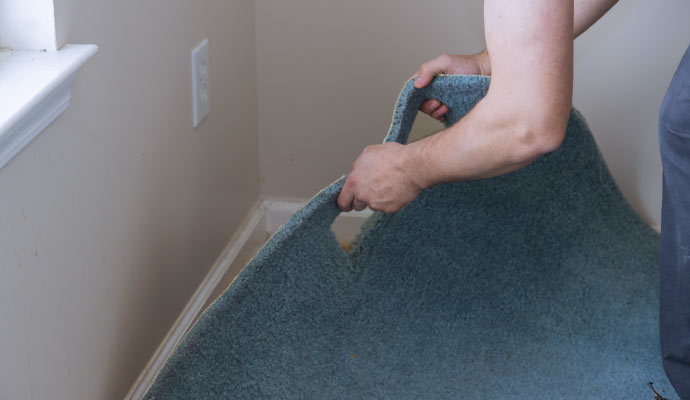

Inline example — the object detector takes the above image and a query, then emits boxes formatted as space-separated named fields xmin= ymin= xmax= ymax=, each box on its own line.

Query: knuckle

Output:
xmin=345 ymin=176 xmax=357 ymax=189
xmin=419 ymin=63 xmax=432 ymax=75
xmin=363 ymin=145 xmax=378 ymax=154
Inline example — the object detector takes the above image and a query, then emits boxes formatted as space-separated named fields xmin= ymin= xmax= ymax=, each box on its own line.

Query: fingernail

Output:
xmin=414 ymin=77 xmax=423 ymax=86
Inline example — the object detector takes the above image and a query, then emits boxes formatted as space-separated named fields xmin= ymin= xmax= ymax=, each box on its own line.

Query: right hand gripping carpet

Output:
xmin=144 ymin=75 xmax=674 ymax=399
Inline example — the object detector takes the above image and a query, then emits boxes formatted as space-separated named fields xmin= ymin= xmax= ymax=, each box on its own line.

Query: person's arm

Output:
xmin=412 ymin=51 xmax=491 ymax=121
xmin=337 ymin=0 xmax=573 ymax=213
xmin=417 ymin=0 xmax=617 ymax=122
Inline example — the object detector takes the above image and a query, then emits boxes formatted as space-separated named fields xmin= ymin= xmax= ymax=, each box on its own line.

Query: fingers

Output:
xmin=352 ymin=199 xmax=367 ymax=212
xmin=431 ymin=104 xmax=448 ymax=121
xmin=337 ymin=180 xmax=355 ymax=212
xmin=420 ymin=100 xmax=449 ymax=121
xmin=414 ymin=54 xmax=454 ymax=120
xmin=414 ymin=74 xmax=433 ymax=89
xmin=420 ymin=99 xmax=441 ymax=115
xmin=414 ymin=53 xmax=452 ymax=89
xmin=415 ymin=69 xmax=436 ymax=89
xmin=338 ymin=177 xmax=368 ymax=212
xmin=337 ymin=176 xmax=367 ymax=212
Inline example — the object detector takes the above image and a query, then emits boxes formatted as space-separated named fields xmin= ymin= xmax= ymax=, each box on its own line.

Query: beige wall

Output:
xmin=255 ymin=0 xmax=485 ymax=202
xmin=571 ymin=0 xmax=690 ymax=225
xmin=2 ymin=1 xmax=688 ymax=398
xmin=0 ymin=0 xmax=259 ymax=399
xmin=255 ymin=0 xmax=690 ymax=228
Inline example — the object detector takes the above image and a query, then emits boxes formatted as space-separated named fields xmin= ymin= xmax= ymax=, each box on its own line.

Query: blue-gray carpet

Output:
xmin=145 ymin=75 xmax=674 ymax=399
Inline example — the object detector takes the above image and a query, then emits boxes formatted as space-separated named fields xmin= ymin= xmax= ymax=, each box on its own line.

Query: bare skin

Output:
xmin=338 ymin=0 xmax=618 ymax=213
xmin=416 ymin=0 xmax=618 ymax=123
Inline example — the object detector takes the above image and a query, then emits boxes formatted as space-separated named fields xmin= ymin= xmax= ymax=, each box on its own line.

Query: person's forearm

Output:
xmin=336 ymin=0 xmax=574 ymax=214
xmin=406 ymin=0 xmax=573 ymax=188
xmin=574 ymin=0 xmax=618 ymax=38
xmin=406 ymin=93 xmax=567 ymax=188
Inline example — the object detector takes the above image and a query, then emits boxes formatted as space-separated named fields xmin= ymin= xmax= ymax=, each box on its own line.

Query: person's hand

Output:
xmin=337 ymin=142 xmax=424 ymax=213
xmin=413 ymin=50 xmax=490 ymax=122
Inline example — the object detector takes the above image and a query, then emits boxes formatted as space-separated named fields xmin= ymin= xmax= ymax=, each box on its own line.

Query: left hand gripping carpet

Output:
xmin=144 ymin=75 xmax=675 ymax=399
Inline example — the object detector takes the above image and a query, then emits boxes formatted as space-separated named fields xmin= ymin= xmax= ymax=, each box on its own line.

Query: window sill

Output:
xmin=0 ymin=44 xmax=98 ymax=169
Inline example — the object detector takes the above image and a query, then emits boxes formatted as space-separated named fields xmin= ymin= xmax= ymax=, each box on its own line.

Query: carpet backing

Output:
xmin=144 ymin=75 xmax=674 ymax=399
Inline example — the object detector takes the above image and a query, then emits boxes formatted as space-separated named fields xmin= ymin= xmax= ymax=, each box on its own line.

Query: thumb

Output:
xmin=337 ymin=178 xmax=355 ymax=212
xmin=414 ymin=73 xmax=433 ymax=89
xmin=414 ymin=54 xmax=452 ymax=88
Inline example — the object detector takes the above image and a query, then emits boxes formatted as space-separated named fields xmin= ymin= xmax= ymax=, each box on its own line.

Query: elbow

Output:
xmin=512 ymin=121 xmax=567 ymax=163
xmin=531 ymin=127 xmax=565 ymax=155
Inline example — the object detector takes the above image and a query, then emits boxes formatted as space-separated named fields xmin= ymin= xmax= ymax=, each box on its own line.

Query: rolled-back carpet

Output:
xmin=145 ymin=75 xmax=674 ymax=399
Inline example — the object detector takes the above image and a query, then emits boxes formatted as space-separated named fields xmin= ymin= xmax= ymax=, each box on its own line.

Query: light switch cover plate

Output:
xmin=191 ymin=38 xmax=209 ymax=128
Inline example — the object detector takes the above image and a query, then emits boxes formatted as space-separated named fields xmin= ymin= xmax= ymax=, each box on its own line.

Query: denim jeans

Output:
xmin=659 ymin=44 xmax=690 ymax=399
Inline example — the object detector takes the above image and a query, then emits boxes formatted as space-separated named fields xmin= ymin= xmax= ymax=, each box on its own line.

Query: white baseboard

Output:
xmin=125 ymin=192 xmax=658 ymax=399
xmin=124 ymin=199 xmax=266 ymax=400
xmin=124 ymin=197 xmax=373 ymax=399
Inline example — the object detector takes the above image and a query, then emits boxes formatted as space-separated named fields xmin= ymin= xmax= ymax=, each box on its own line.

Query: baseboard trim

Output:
xmin=124 ymin=199 xmax=266 ymax=400
xmin=124 ymin=197 xmax=373 ymax=399
xmin=124 ymin=193 xmax=659 ymax=398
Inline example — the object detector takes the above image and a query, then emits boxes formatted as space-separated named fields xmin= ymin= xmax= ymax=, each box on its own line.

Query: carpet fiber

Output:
xmin=145 ymin=75 xmax=674 ymax=399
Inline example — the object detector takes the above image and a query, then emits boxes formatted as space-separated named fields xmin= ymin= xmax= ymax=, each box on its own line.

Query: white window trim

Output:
xmin=0 ymin=0 xmax=57 ymax=51
xmin=0 ymin=44 xmax=97 ymax=169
